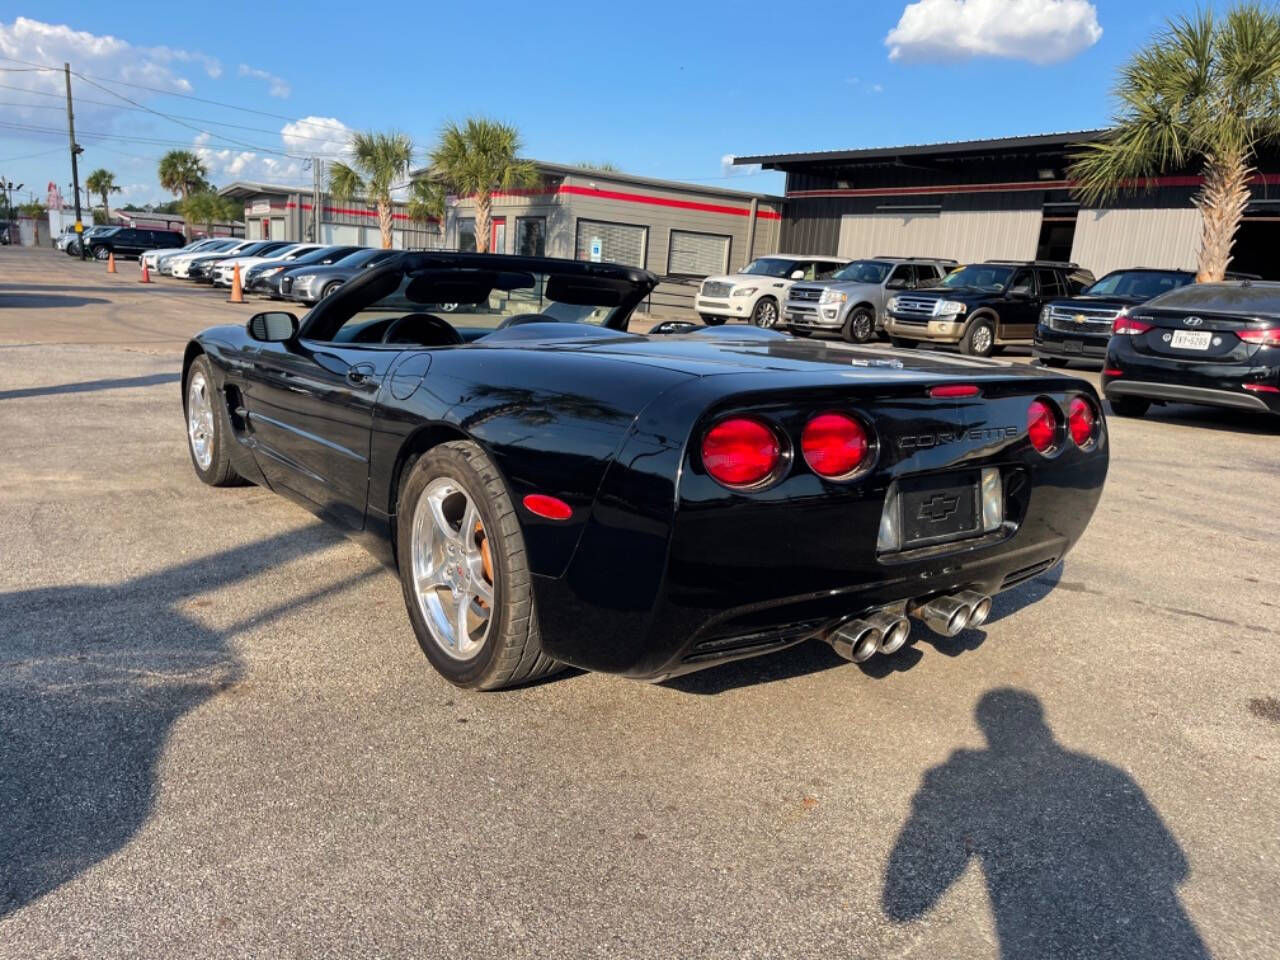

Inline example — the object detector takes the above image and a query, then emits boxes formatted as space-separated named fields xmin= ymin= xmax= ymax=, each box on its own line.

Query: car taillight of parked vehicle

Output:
xmin=1237 ymin=327 xmax=1280 ymax=346
xmin=1112 ymin=315 xmax=1153 ymax=336
xmin=801 ymin=412 xmax=869 ymax=479
xmin=1067 ymin=396 xmax=1099 ymax=448
xmin=701 ymin=417 xmax=782 ymax=488
xmin=1027 ymin=400 xmax=1059 ymax=455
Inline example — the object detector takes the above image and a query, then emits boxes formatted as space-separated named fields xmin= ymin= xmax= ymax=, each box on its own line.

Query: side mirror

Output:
xmin=790 ymin=269 xmax=805 ymax=280
xmin=886 ymin=278 xmax=907 ymax=290
xmin=247 ymin=311 xmax=299 ymax=343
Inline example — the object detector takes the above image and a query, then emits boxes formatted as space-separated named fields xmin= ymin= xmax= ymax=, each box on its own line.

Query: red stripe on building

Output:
xmin=556 ymin=183 xmax=781 ymax=219
xmin=786 ymin=172 xmax=1280 ymax=199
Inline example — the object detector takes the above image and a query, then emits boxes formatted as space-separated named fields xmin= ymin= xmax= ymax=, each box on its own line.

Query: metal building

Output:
xmin=736 ymin=131 xmax=1280 ymax=280
xmin=221 ymin=165 xmax=783 ymax=315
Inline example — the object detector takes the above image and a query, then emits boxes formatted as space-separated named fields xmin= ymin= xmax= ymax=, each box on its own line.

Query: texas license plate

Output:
xmin=899 ymin=472 xmax=980 ymax=547
xmin=1171 ymin=330 xmax=1212 ymax=350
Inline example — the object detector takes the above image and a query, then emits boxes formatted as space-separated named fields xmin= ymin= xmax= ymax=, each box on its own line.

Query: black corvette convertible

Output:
xmin=183 ymin=253 xmax=1109 ymax=689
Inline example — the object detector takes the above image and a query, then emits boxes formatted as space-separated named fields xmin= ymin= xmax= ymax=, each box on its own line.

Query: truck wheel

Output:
xmin=184 ymin=355 xmax=246 ymax=487
xmin=750 ymin=297 xmax=779 ymax=328
xmin=1109 ymin=396 xmax=1150 ymax=418
xmin=960 ymin=318 xmax=995 ymax=356
xmin=93 ymin=245 xmax=110 ymax=261
xmin=397 ymin=441 xmax=562 ymax=691
xmin=841 ymin=307 xmax=875 ymax=344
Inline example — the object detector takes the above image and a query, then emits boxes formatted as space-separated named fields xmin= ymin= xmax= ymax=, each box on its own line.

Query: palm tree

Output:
xmin=85 ymin=169 xmax=121 ymax=221
xmin=406 ymin=178 xmax=447 ymax=249
xmin=429 ymin=118 xmax=539 ymax=253
xmin=328 ymin=132 xmax=414 ymax=249
xmin=1070 ymin=5 xmax=1280 ymax=281
xmin=157 ymin=150 xmax=209 ymax=238
xmin=183 ymin=191 xmax=241 ymax=237
xmin=18 ymin=200 xmax=47 ymax=244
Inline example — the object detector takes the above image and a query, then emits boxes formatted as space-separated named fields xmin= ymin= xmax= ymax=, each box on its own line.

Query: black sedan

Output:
xmin=1104 ymin=281 xmax=1280 ymax=417
xmin=1036 ymin=268 xmax=1257 ymax=368
xmin=244 ymin=244 xmax=363 ymax=297
xmin=182 ymin=252 xmax=1109 ymax=690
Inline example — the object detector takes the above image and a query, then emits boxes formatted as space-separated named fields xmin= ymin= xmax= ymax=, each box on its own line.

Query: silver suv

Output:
xmin=783 ymin=257 xmax=956 ymax=343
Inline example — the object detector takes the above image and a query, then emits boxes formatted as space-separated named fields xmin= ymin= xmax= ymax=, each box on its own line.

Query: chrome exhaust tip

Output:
xmin=828 ymin=620 xmax=884 ymax=663
xmin=866 ymin=611 xmax=912 ymax=655
xmin=912 ymin=596 xmax=973 ymax=638
xmin=954 ymin=590 xmax=992 ymax=628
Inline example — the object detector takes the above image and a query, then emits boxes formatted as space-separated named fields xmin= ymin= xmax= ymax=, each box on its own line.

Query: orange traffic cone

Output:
xmin=228 ymin=263 xmax=244 ymax=303
xmin=139 ymin=260 xmax=151 ymax=283
xmin=107 ymin=251 xmax=117 ymax=274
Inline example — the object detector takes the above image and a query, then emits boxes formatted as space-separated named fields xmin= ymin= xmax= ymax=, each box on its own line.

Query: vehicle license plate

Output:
xmin=899 ymin=472 xmax=980 ymax=547
xmin=1062 ymin=339 xmax=1083 ymax=354
xmin=1171 ymin=330 xmax=1212 ymax=350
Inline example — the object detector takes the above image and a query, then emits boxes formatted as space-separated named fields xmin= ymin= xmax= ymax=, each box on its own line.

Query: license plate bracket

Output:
xmin=898 ymin=472 xmax=981 ymax=548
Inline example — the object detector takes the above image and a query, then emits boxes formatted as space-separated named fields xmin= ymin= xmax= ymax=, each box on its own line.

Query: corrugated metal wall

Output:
xmin=837 ymin=208 xmax=1042 ymax=262
xmin=1070 ymin=207 xmax=1203 ymax=275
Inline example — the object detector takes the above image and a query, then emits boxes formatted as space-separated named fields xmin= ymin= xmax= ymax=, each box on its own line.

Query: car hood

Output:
xmin=790 ymin=280 xmax=880 ymax=297
xmin=700 ymin=273 xmax=773 ymax=288
xmin=482 ymin=328 xmax=1064 ymax=382
xmin=1047 ymin=295 xmax=1142 ymax=310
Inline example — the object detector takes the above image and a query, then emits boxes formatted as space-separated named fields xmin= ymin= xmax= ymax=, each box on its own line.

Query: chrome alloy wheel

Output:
xmin=755 ymin=299 xmax=779 ymax=327
xmin=411 ymin=479 xmax=495 ymax=660
xmin=186 ymin=370 xmax=215 ymax=471
xmin=971 ymin=324 xmax=993 ymax=354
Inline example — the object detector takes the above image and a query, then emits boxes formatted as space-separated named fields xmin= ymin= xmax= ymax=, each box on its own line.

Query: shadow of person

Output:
xmin=0 ymin=524 xmax=353 ymax=919
xmin=882 ymin=689 xmax=1209 ymax=959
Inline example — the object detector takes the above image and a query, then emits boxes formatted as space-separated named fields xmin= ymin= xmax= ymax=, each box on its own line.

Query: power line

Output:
xmin=0 ymin=145 xmax=66 ymax=163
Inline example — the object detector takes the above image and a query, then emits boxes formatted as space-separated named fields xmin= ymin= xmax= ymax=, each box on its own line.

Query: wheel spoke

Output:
xmin=472 ymin=574 xmax=494 ymax=605
xmin=426 ymin=491 xmax=456 ymax=544
xmin=454 ymin=592 xmax=470 ymax=648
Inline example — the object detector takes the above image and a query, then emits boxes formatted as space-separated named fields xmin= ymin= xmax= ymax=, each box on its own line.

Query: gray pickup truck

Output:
xmin=783 ymin=257 xmax=956 ymax=343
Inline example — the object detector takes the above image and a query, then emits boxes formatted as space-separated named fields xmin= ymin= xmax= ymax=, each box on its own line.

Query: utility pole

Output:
xmin=64 ymin=62 xmax=86 ymax=260
xmin=312 ymin=158 xmax=323 ymax=243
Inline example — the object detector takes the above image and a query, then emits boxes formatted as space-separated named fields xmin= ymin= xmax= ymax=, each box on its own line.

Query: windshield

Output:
xmin=317 ymin=261 xmax=647 ymax=340
xmin=331 ymin=247 xmax=386 ymax=267
xmin=739 ymin=258 xmax=799 ymax=278
xmin=831 ymin=260 xmax=892 ymax=284
xmin=939 ymin=264 xmax=1014 ymax=291
xmin=1085 ymin=270 xmax=1192 ymax=298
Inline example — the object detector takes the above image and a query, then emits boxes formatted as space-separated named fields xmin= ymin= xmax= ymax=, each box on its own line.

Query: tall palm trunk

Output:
xmin=475 ymin=191 xmax=491 ymax=253
xmin=377 ymin=199 xmax=393 ymax=249
xmin=1194 ymin=152 xmax=1252 ymax=282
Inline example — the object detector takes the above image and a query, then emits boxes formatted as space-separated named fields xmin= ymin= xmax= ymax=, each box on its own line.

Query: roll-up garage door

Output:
xmin=321 ymin=224 xmax=361 ymax=245
xmin=838 ymin=209 xmax=1040 ymax=263
xmin=575 ymin=219 xmax=647 ymax=268
xmin=667 ymin=229 xmax=730 ymax=276
xmin=1070 ymin=208 xmax=1202 ymax=277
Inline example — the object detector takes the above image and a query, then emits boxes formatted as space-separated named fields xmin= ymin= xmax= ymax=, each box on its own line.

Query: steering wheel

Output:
xmin=381 ymin=313 xmax=464 ymax=346
xmin=496 ymin=313 xmax=559 ymax=330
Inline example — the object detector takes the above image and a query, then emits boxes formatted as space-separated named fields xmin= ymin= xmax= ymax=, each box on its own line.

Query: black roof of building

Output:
xmin=735 ymin=130 xmax=1109 ymax=169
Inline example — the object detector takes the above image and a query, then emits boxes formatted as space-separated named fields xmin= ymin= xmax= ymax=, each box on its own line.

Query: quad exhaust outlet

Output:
xmin=911 ymin=591 xmax=993 ymax=637
xmin=825 ymin=590 xmax=991 ymax=662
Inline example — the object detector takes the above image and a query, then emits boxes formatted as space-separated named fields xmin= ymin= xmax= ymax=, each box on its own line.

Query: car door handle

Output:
xmin=346 ymin=363 xmax=376 ymax=386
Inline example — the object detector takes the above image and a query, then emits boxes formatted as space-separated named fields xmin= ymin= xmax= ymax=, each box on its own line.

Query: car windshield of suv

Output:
xmin=830 ymin=260 xmax=892 ymax=284
xmin=739 ymin=258 xmax=798 ymax=278
xmin=938 ymin=264 xmax=1014 ymax=291
xmin=1085 ymin=270 xmax=1192 ymax=299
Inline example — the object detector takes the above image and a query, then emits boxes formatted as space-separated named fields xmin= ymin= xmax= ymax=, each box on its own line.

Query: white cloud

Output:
xmin=238 ymin=63 xmax=290 ymax=99
xmin=194 ymin=116 xmax=354 ymax=187
xmin=721 ymin=153 xmax=760 ymax=177
xmin=885 ymin=0 xmax=1101 ymax=65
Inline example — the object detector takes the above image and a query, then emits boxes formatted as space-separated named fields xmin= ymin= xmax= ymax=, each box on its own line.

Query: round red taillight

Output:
xmin=1027 ymin=400 xmax=1058 ymax=454
xmin=801 ymin=412 xmax=869 ymax=478
xmin=1068 ymin=396 xmax=1097 ymax=447
xmin=701 ymin=417 xmax=781 ymax=488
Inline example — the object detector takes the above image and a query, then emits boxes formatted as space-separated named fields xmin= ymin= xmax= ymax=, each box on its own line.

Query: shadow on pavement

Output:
xmin=0 ymin=523 xmax=347 ymax=919
xmin=0 ymin=373 xmax=180 ymax=401
xmin=1111 ymin=401 xmax=1280 ymax=436
xmin=664 ymin=565 xmax=1062 ymax=694
xmin=883 ymin=688 xmax=1208 ymax=959
xmin=0 ymin=293 xmax=111 ymax=309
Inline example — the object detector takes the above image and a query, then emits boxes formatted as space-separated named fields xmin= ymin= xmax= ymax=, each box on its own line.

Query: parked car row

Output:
xmin=138 ymin=237 xmax=406 ymax=305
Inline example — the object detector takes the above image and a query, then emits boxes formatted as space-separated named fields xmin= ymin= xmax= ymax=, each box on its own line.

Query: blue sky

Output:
xmin=1 ymin=1 xmax=1177 ymax=208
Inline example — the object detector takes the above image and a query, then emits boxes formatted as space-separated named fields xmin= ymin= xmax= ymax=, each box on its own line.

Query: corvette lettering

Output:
xmin=898 ymin=425 xmax=1019 ymax=449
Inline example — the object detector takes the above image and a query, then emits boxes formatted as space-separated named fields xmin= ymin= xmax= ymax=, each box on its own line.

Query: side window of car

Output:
xmin=887 ymin=265 xmax=913 ymax=288
xmin=915 ymin=264 xmax=941 ymax=286
xmin=815 ymin=260 xmax=842 ymax=280
xmin=1009 ymin=269 xmax=1035 ymax=296
xmin=1036 ymin=268 xmax=1065 ymax=298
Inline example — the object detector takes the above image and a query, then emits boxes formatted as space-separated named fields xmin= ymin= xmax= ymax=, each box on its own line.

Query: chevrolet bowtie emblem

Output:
xmin=1073 ymin=314 xmax=1086 ymax=324
xmin=918 ymin=494 xmax=960 ymax=523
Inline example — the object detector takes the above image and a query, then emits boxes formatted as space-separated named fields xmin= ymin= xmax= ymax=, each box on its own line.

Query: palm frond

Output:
xmin=327 ymin=161 xmax=365 ymax=204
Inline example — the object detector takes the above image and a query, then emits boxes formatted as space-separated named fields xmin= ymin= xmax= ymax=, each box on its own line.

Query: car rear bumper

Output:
xmin=1103 ymin=351 xmax=1280 ymax=414
xmin=1104 ymin=377 xmax=1279 ymax=412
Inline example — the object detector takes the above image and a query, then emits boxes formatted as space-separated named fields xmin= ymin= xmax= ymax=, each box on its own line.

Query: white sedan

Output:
xmin=213 ymin=243 xmax=323 ymax=287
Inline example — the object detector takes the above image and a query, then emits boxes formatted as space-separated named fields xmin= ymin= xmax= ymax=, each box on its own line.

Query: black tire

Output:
xmin=1109 ymin=396 xmax=1150 ymax=418
xmin=183 ymin=355 xmax=246 ymax=487
xmin=889 ymin=336 xmax=914 ymax=349
xmin=322 ymin=280 xmax=343 ymax=299
xmin=841 ymin=307 xmax=876 ymax=344
xmin=700 ymin=314 xmax=727 ymax=326
xmin=750 ymin=296 xmax=780 ymax=328
xmin=93 ymin=245 xmax=110 ymax=261
xmin=396 ymin=441 xmax=562 ymax=690
xmin=960 ymin=317 xmax=996 ymax=357
xmin=1039 ymin=356 xmax=1070 ymax=368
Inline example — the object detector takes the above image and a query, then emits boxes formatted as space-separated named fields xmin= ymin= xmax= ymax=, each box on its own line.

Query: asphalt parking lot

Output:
xmin=2 ymin=246 xmax=1278 ymax=959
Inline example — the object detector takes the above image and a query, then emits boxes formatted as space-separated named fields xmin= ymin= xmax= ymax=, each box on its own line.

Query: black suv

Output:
xmin=89 ymin=227 xmax=185 ymax=261
xmin=883 ymin=260 xmax=1095 ymax=356
xmin=1036 ymin=267 xmax=1258 ymax=367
